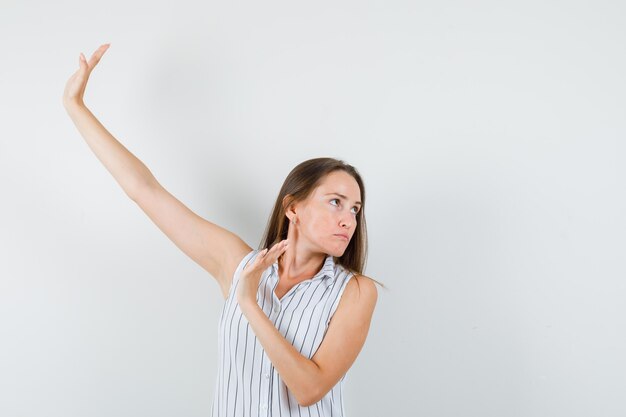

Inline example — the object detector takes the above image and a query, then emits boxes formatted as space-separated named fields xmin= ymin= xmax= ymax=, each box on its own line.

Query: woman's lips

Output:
xmin=334 ymin=234 xmax=349 ymax=240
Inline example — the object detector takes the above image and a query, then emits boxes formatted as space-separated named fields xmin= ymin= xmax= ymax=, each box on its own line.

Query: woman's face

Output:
xmin=292 ymin=170 xmax=362 ymax=257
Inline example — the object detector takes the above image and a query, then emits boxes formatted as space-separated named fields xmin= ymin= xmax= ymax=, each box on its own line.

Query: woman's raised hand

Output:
xmin=63 ymin=43 xmax=111 ymax=109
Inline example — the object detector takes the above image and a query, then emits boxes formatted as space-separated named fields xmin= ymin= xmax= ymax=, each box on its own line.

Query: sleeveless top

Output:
xmin=211 ymin=249 xmax=355 ymax=417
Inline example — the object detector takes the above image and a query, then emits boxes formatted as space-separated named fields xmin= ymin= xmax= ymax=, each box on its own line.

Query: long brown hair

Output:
xmin=259 ymin=157 xmax=386 ymax=289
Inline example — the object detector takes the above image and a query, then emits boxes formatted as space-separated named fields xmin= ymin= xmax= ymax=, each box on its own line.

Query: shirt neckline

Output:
xmin=271 ymin=252 xmax=335 ymax=282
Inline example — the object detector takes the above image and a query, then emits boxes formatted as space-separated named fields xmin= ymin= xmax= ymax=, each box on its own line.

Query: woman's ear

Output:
xmin=282 ymin=194 xmax=298 ymax=222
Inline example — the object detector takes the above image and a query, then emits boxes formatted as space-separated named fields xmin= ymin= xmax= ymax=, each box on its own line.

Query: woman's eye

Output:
xmin=331 ymin=199 xmax=359 ymax=214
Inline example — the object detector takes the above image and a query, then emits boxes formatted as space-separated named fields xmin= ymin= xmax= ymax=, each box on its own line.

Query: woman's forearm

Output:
xmin=64 ymin=102 xmax=157 ymax=198
xmin=239 ymin=300 xmax=322 ymax=407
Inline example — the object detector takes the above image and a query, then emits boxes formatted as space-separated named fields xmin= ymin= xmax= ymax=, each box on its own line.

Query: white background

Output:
xmin=1 ymin=1 xmax=624 ymax=416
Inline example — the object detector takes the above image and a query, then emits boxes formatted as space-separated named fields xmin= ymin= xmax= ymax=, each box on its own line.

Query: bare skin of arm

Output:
xmin=239 ymin=273 xmax=378 ymax=406
xmin=63 ymin=45 xmax=379 ymax=407
xmin=62 ymin=44 xmax=252 ymax=294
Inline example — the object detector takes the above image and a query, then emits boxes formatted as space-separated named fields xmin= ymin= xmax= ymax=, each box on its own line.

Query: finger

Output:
xmin=267 ymin=240 xmax=287 ymax=253
xmin=79 ymin=53 xmax=87 ymax=70
xmin=252 ymin=240 xmax=288 ymax=268
xmin=268 ymin=240 xmax=289 ymax=259
xmin=88 ymin=43 xmax=110 ymax=68
xmin=248 ymin=248 xmax=268 ymax=267
xmin=256 ymin=244 xmax=280 ymax=264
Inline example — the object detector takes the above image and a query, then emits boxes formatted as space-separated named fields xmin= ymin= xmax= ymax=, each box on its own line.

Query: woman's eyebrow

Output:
xmin=325 ymin=192 xmax=362 ymax=206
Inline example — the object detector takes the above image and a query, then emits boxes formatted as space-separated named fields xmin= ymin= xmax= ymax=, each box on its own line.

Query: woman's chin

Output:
xmin=328 ymin=246 xmax=347 ymax=258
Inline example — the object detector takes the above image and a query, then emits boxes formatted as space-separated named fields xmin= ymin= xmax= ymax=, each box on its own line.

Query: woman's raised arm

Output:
xmin=62 ymin=44 xmax=253 ymax=297
xmin=63 ymin=44 xmax=153 ymax=197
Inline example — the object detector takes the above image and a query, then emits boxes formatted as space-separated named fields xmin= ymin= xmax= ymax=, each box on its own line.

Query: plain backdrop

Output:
xmin=1 ymin=1 xmax=625 ymax=416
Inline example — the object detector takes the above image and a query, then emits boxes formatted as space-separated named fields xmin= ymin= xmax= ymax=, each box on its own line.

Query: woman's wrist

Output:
xmin=63 ymin=98 xmax=86 ymax=114
xmin=238 ymin=297 xmax=263 ymax=317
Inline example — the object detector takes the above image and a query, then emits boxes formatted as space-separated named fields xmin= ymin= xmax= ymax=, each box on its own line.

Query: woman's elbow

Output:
xmin=297 ymin=395 xmax=316 ymax=408
xmin=297 ymin=386 xmax=324 ymax=408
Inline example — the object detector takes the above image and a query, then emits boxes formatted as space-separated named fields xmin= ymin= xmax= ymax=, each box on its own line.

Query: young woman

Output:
xmin=63 ymin=44 xmax=381 ymax=417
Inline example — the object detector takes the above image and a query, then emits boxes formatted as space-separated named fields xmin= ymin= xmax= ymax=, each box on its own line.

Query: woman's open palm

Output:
xmin=63 ymin=43 xmax=110 ymax=107
xmin=237 ymin=240 xmax=289 ymax=305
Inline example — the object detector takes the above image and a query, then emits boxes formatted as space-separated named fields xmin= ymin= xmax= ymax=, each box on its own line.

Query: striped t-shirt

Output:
xmin=211 ymin=248 xmax=355 ymax=417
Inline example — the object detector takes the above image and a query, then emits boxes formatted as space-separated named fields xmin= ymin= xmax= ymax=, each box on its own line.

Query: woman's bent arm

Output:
xmin=64 ymin=102 xmax=156 ymax=198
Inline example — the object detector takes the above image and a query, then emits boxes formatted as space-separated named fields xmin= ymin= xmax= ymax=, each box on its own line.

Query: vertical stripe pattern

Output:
xmin=211 ymin=249 xmax=355 ymax=417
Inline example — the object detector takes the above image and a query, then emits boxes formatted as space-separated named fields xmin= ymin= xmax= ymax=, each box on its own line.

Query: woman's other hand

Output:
xmin=63 ymin=43 xmax=110 ymax=109
xmin=237 ymin=240 xmax=289 ymax=307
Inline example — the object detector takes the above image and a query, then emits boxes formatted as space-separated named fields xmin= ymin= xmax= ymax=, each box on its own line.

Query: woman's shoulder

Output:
xmin=331 ymin=272 xmax=378 ymax=324
xmin=334 ymin=263 xmax=376 ymax=286
xmin=344 ymin=271 xmax=378 ymax=301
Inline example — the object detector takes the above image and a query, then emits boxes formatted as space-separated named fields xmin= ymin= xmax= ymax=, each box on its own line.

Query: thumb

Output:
xmin=79 ymin=53 xmax=89 ymax=72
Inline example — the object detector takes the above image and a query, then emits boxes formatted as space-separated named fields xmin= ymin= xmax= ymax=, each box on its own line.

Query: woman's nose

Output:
xmin=340 ymin=214 xmax=352 ymax=228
